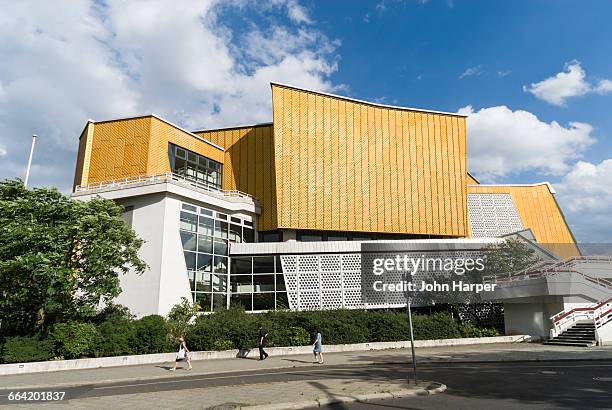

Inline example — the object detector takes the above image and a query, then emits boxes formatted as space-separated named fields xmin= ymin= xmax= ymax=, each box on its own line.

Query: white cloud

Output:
xmin=0 ymin=145 xmax=6 ymax=157
xmin=523 ymin=61 xmax=612 ymax=106
xmin=595 ymin=79 xmax=612 ymax=94
xmin=0 ymin=0 xmax=337 ymax=189
xmin=268 ymin=0 xmax=312 ymax=24
xmin=459 ymin=105 xmax=596 ymax=181
xmin=556 ymin=159 xmax=612 ymax=242
xmin=459 ymin=66 xmax=483 ymax=79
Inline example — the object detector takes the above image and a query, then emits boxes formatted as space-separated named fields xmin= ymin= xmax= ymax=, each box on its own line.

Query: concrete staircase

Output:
xmin=544 ymin=322 xmax=596 ymax=347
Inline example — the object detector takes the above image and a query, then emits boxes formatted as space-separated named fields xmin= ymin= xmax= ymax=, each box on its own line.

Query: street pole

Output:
xmin=24 ymin=134 xmax=37 ymax=187
xmin=407 ymin=297 xmax=418 ymax=385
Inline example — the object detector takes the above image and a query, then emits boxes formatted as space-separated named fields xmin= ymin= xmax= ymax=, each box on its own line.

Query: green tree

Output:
xmin=167 ymin=297 xmax=200 ymax=339
xmin=0 ymin=179 xmax=146 ymax=336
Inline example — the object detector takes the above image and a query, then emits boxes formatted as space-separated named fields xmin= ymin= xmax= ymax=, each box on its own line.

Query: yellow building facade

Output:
xmin=72 ymin=82 xmax=577 ymax=256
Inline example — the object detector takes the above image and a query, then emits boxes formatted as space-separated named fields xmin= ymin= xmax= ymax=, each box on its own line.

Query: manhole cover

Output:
xmin=593 ymin=377 xmax=612 ymax=382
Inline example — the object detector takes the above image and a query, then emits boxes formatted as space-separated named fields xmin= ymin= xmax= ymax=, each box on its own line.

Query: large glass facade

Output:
xmin=179 ymin=202 xmax=255 ymax=311
xmin=229 ymin=255 xmax=288 ymax=311
xmin=169 ymin=144 xmax=223 ymax=190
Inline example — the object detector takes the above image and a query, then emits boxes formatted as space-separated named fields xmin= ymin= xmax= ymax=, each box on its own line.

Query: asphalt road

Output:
xmin=1 ymin=360 xmax=611 ymax=409
xmin=309 ymin=360 xmax=612 ymax=410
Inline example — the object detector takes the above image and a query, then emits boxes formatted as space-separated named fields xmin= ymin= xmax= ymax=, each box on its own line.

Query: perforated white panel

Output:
xmin=280 ymin=249 xmax=486 ymax=311
xmin=468 ymin=193 xmax=523 ymax=238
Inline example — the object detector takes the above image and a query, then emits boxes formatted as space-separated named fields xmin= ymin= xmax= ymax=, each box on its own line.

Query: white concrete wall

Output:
xmin=157 ymin=196 xmax=192 ymax=316
xmin=504 ymin=302 xmax=563 ymax=339
xmin=596 ymin=323 xmax=612 ymax=346
xmin=114 ymin=194 xmax=167 ymax=317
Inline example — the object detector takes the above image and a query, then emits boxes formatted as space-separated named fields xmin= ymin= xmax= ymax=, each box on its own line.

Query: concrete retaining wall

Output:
xmin=0 ymin=335 xmax=529 ymax=376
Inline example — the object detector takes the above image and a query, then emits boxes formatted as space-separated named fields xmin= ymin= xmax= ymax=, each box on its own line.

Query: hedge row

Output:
xmin=0 ymin=308 xmax=500 ymax=364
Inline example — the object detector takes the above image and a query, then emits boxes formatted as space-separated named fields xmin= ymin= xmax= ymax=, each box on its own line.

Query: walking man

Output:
xmin=258 ymin=325 xmax=269 ymax=360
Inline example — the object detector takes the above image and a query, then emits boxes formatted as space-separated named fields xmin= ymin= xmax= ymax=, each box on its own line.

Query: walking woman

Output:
xmin=170 ymin=335 xmax=192 ymax=371
xmin=312 ymin=327 xmax=324 ymax=364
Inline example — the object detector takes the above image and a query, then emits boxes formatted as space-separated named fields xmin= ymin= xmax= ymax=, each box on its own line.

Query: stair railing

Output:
xmin=550 ymin=296 xmax=612 ymax=339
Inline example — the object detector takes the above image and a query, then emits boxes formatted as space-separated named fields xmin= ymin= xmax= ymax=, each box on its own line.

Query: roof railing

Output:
xmin=74 ymin=172 xmax=257 ymax=202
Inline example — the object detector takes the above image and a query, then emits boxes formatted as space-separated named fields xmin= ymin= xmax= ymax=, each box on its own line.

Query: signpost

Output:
xmin=407 ymin=297 xmax=418 ymax=385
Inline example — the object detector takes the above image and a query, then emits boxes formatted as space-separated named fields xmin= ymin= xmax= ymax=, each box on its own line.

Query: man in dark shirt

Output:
xmin=258 ymin=325 xmax=269 ymax=360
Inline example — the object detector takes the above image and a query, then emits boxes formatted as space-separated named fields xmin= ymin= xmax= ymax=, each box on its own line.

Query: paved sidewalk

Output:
xmin=1 ymin=343 xmax=611 ymax=390
xmin=10 ymin=379 xmax=444 ymax=410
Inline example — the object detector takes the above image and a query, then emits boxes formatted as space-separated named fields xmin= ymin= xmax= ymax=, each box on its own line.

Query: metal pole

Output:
xmin=24 ymin=134 xmax=37 ymax=187
xmin=407 ymin=298 xmax=418 ymax=385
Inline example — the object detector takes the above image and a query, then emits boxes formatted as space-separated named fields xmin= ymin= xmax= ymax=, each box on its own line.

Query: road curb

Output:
xmin=242 ymin=382 xmax=447 ymax=410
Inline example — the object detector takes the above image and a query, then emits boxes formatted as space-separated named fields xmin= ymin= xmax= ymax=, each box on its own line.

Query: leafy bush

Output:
xmin=275 ymin=326 xmax=310 ymax=347
xmin=133 ymin=315 xmax=170 ymax=354
xmin=1 ymin=336 xmax=55 ymax=364
xmin=50 ymin=322 xmax=99 ymax=359
xmin=95 ymin=317 xmax=135 ymax=357
xmin=212 ymin=339 xmax=234 ymax=351
xmin=412 ymin=312 xmax=462 ymax=340
xmin=458 ymin=322 xmax=501 ymax=338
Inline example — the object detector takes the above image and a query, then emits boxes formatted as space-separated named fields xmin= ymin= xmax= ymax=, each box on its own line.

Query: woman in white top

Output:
xmin=170 ymin=335 xmax=192 ymax=371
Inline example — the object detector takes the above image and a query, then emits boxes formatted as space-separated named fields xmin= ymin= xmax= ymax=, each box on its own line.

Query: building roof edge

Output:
xmin=270 ymin=82 xmax=467 ymax=117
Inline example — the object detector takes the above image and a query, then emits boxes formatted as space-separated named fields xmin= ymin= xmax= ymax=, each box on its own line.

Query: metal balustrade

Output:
xmin=74 ymin=172 xmax=257 ymax=202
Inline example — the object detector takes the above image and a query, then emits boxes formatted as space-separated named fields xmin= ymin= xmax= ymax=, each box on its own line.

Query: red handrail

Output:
xmin=552 ymin=296 xmax=612 ymax=323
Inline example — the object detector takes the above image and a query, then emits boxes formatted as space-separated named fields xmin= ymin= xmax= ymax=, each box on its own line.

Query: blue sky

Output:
xmin=0 ymin=0 xmax=610 ymax=242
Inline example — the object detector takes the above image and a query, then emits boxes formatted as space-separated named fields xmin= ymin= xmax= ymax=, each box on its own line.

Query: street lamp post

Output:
xmin=407 ymin=297 xmax=418 ymax=385
xmin=24 ymin=134 xmax=37 ymax=187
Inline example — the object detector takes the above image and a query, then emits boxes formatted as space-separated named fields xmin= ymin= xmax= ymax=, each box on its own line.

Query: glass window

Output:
xmin=229 ymin=224 xmax=242 ymax=242
xmin=182 ymin=203 xmax=197 ymax=212
xmin=195 ymin=271 xmax=211 ymax=292
xmin=300 ymin=234 xmax=323 ymax=242
xmin=230 ymin=293 xmax=252 ymax=310
xmin=231 ymin=257 xmax=251 ymax=275
xmin=253 ymin=274 xmax=275 ymax=292
xmin=181 ymin=232 xmax=197 ymax=251
xmin=352 ymin=234 xmax=372 ymax=241
xmin=217 ymin=213 xmax=227 ymax=220
xmin=174 ymin=158 xmax=187 ymax=176
xmin=253 ymin=256 xmax=274 ymax=274
xmin=213 ymin=255 xmax=228 ymax=273
xmin=230 ymin=275 xmax=253 ymax=293
xmin=259 ymin=231 xmax=282 ymax=242
xmin=213 ymin=294 xmax=227 ymax=310
xmin=275 ymin=274 xmax=286 ymax=291
xmin=214 ymin=221 xmax=228 ymax=239
xmin=276 ymin=256 xmax=283 ymax=273
xmin=188 ymin=271 xmax=196 ymax=291
xmin=195 ymin=293 xmax=211 ymax=312
xmin=187 ymin=152 xmax=197 ymax=162
xmin=231 ymin=217 xmax=241 ymax=224
xmin=197 ymin=235 xmax=212 ymax=254
xmin=180 ymin=211 xmax=198 ymax=232
xmin=176 ymin=147 xmax=186 ymax=159
xmin=253 ymin=293 xmax=275 ymax=310
xmin=243 ymin=227 xmax=255 ymax=243
xmin=198 ymin=216 xmax=214 ymax=236
xmin=184 ymin=251 xmax=196 ymax=270
xmin=213 ymin=239 xmax=228 ymax=256
xmin=212 ymin=273 xmax=227 ymax=292
xmin=200 ymin=208 xmax=213 ymax=216
xmin=328 ymin=235 xmax=348 ymax=241
xmin=197 ymin=253 xmax=212 ymax=272
xmin=276 ymin=292 xmax=289 ymax=309
xmin=244 ymin=220 xmax=254 ymax=227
